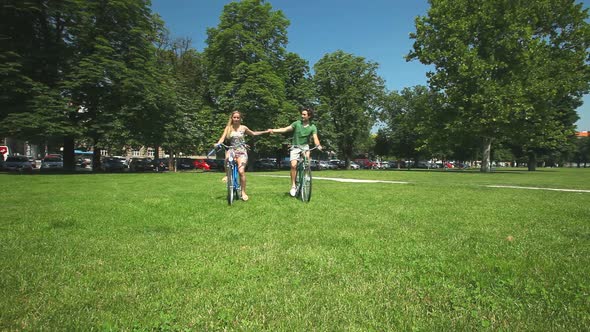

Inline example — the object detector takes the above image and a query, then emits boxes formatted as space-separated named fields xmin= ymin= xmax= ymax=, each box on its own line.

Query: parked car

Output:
xmin=76 ymin=157 xmax=91 ymax=169
xmin=129 ymin=158 xmax=155 ymax=172
xmin=3 ymin=155 xmax=33 ymax=172
xmin=310 ymin=160 xmax=320 ymax=171
xmin=176 ymin=158 xmax=195 ymax=170
xmin=349 ymin=161 xmax=360 ymax=170
xmin=456 ymin=162 xmax=470 ymax=169
xmin=101 ymin=157 xmax=127 ymax=172
xmin=28 ymin=156 xmax=37 ymax=168
xmin=329 ymin=160 xmax=343 ymax=169
xmin=204 ymin=159 xmax=224 ymax=171
xmin=40 ymin=156 xmax=64 ymax=172
xmin=193 ymin=159 xmax=211 ymax=171
xmin=326 ymin=160 xmax=340 ymax=170
xmin=416 ymin=161 xmax=438 ymax=169
xmin=279 ymin=158 xmax=291 ymax=170
xmin=353 ymin=158 xmax=376 ymax=169
xmin=387 ymin=161 xmax=400 ymax=169
xmin=317 ymin=160 xmax=330 ymax=170
xmin=254 ymin=158 xmax=277 ymax=170
xmin=152 ymin=158 xmax=170 ymax=172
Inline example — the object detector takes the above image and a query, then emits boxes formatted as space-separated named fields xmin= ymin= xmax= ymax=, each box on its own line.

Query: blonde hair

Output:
xmin=223 ymin=110 xmax=242 ymax=138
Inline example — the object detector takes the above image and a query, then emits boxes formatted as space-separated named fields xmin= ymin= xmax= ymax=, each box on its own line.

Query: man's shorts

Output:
xmin=290 ymin=145 xmax=309 ymax=162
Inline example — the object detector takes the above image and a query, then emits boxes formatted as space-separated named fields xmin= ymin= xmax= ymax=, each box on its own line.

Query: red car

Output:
xmin=193 ymin=159 xmax=211 ymax=171
xmin=353 ymin=158 xmax=376 ymax=169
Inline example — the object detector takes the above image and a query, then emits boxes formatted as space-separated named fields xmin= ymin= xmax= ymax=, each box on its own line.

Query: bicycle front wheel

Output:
xmin=234 ymin=167 xmax=242 ymax=200
xmin=300 ymin=165 xmax=312 ymax=202
xmin=227 ymin=165 xmax=234 ymax=205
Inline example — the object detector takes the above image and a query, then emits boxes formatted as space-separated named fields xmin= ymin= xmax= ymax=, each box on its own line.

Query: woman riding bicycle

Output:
xmin=268 ymin=108 xmax=322 ymax=197
xmin=215 ymin=110 xmax=269 ymax=201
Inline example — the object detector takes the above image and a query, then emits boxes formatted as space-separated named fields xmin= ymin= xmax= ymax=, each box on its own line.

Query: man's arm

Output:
xmin=269 ymin=125 xmax=293 ymax=134
xmin=312 ymin=133 xmax=322 ymax=150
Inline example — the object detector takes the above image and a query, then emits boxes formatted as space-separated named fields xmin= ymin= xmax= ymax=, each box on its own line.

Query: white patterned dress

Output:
xmin=229 ymin=126 xmax=248 ymax=164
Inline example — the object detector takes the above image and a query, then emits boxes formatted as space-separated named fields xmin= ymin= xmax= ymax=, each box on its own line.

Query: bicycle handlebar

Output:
xmin=289 ymin=145 xmax=322 ymax=152
xmin=216 ymin=142 xmax=249 ymax=150
xmin=208 ymin=142 xmax=249 ymax=157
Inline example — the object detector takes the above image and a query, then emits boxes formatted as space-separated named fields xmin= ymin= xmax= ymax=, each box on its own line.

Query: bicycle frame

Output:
xmin=293 ymin=146 xmax=318 ymax=202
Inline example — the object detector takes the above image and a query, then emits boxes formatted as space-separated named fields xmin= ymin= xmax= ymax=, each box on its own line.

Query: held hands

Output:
xmin=267 ymin=129 xmax=274 ymax=134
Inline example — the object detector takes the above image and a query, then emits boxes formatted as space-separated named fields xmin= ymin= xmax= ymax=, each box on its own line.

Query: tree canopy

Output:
xmin=408 ymin=0 xmax=590 ymax=171
xmin=2 ymin=0 xmax=588 ymax=171
xmin=314 ymin=50 xmax=385 ymax=167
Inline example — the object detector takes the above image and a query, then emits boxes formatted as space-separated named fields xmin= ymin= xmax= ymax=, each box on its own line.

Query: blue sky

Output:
xmin=151 ymin=0 xmax=590 ymax=131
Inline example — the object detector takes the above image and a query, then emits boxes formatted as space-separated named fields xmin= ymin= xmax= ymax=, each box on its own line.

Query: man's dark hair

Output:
xmin=302 ymin=107 xmax=314 ymax=119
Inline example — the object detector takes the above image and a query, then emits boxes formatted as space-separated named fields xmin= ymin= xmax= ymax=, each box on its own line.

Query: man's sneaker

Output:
xmin=289 ymin=186 xmax=297 ymax=197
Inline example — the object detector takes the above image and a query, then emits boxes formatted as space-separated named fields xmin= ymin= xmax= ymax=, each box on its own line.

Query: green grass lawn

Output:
xmin=1 ymin=168 xmax=589 ymax=330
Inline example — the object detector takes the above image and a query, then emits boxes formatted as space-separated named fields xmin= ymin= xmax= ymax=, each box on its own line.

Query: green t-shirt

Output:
xmin=290 ymin=120 xmax=317 ymax=146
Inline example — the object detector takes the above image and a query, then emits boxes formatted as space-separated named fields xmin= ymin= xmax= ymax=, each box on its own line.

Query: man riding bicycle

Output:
xmin=268 ymin=108 xmax=322 ymax=197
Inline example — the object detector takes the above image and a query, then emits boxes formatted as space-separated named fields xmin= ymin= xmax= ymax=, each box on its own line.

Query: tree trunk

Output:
xmin=480 ymin=137 xmax=493 ymax=172
xmin=63 ymin=137 xmax=75 ymax=171
xmin=169 ymin=150 xmax=176 ymax=172
xmin=93 ymin=148 xmax=102 ymax=172
xmin=527 ymin=152 xmax=537 ymax=171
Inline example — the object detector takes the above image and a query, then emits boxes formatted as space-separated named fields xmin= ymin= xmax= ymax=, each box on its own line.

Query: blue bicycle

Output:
xmin=209 ymin=143 xmax=246 ymax=205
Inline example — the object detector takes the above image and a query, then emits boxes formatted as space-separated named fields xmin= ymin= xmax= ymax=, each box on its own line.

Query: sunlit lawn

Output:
xmin=1 ymin=167 xmax=589 ymax=330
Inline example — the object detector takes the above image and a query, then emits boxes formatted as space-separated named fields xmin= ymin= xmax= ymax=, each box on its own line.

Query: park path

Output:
xmin=256 ymin=175 xmax=590 ymax=193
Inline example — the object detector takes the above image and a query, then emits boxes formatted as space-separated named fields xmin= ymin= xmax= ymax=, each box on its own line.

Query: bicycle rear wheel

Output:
xmin=294 ymin=161 xmax=302 ymax=197
xmin=226 ymin=164 xmax=234 ymax=205
xmin=300 ymin=164 xmax=312 ymax=202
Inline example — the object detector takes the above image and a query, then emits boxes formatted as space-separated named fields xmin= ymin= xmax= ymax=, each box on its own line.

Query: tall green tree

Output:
xmin=151 ymin=34 xmax=214 ymax=163
xmin=261 ymin=52 xmax=315 ymax=160
xmin=63 ymin=0 xmax=160 ymax=169
xmin=379 ymin=86 xmax=439 ymax=165
xmin=282 ymin=52 xmax=315 ymax=109
xmin=0 ymin=0 xmax=80 ymax=166
xmin=204 ymin=0 xmax=290 ymax=158
xmin=1 ymin=0 xmax=161 ymax=170
xmin=314 ymin=50 xmax=385 ymax=167
xmin=408 ymin=0 xmax=590 ymax=172
xmin=572 ymin=135 xmax=590 ymax=167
